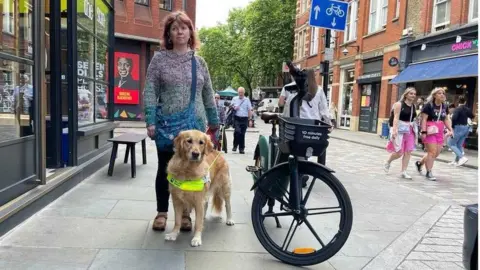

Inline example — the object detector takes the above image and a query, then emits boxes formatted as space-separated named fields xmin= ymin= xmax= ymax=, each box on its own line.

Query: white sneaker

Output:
xmin=457 ymin=157 xmax=468 ymax=166
xmin=401 ymin=171 xmax=412 ymax=179
xmin=383 ymin=162 xmax=390 ymax=173
xmin=448 ymin=161 xmax=457 ymax=166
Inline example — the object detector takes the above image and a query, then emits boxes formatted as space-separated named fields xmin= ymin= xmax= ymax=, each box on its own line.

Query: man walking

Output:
xmin=231 ymin=87 xmax=252 ymax=154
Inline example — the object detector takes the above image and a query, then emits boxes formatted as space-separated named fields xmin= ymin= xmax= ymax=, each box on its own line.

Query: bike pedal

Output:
xmin=246 ymin=166 xmax=261 ymax=173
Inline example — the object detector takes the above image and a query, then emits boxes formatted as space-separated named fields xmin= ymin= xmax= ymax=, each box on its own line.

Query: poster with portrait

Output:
xmin=113 ymin=52 xmax=140 ymax=105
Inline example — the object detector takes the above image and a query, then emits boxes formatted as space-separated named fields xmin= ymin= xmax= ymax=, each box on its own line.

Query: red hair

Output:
xmin=162 ymin=11 xmax=197 ymax=50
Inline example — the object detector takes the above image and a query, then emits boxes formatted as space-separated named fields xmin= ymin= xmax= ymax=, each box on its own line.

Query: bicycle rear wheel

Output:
xmin=251 ymin=161 xmax=353 ymax=266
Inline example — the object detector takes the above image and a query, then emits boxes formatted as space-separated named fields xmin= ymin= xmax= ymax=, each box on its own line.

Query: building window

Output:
xmin=330 ymin=30 xmax=336 ymax=48
xmin=432 ymin=0 xmax=450 ymax=31
xmin=469 ymin=0 xmax=478 ymax=22
xmin=183 ymin=0 xmax=187 ymax=10
xmin=297 ymin=29 xmax=307 ymax=59
xmin=310 ymin=27 xmax=319 ymax=56
xmin=368 ymin=0 xmax=388 ymax=33
xmin=160 ymin=0 xmax=172 ymax=10
xmin=135 ymin=0 xmax=149 ymax=5
xmin=345 ymin=0 xmax=358 ymax=42
xmin=395 ymin=0 xmax=400 ymax=18
xmin=300 ymin=0 xmax=308 ymax=14
xmin=2 ymin=0 xmax=15 ymax=34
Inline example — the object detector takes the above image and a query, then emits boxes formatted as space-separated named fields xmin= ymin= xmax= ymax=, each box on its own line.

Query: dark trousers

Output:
xmin=155 ymin=149 xmax=174 ymax=213
xmin=233 ymin=116 xmax=248 ymax=150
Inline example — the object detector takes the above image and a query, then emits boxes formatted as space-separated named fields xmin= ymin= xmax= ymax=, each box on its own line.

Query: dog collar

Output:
xmin=167 ymin=173 xmax=206 ymax=191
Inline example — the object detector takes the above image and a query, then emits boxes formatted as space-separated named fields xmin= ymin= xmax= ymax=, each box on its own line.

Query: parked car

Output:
xmin=463 ymin=204 xmax=478 ymax=270
xmin=256 ymin=98 xmax=279 ymax=115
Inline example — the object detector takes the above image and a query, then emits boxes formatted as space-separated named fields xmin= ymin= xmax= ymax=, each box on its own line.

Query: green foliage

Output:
xmin=197 ymin=0 xmax=296 ymax=96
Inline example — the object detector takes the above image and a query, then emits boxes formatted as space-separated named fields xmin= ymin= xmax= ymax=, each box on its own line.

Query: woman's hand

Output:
xmin=147 ymin=125 xmax=155 ymax=138
xmin=446 ymin=130 xmax=453 ymax=137
xmin=421 ymin=133 xmax=426 ymax=141
xmin=391 ymin=129 xmax=398 ymax=140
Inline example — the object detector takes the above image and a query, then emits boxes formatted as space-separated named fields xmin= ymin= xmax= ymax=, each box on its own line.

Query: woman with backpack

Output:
xmin=384 ymin=87 xmax=418 ymax=179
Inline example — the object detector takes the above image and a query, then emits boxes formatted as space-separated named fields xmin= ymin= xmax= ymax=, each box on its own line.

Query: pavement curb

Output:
xmin=330 ymin=136 xmax=478 ymax=170
xmin=362 ymin=203 xmax=451 ymax=270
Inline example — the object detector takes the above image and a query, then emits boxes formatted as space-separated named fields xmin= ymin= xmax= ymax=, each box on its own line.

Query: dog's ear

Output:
xmin=173 ymin=132 xmax=185 ymax=154
xmin=204 ymin=133 xmax=214 ymax=155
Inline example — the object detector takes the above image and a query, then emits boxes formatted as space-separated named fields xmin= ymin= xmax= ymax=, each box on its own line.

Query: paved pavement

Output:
xmin=0 ymin=123 xmax=476 ymax=269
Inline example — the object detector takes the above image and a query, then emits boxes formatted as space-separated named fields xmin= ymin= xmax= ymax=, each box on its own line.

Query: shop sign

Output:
xmin=357 ymin=72 xmax=381 ymax=80
xmin=114 ymin=88 xmax=139 ymax=104
xmin=388 ymin=57 xmax=399 ymax=67
xmin=451 ymin=39 xmax=478 ymax=52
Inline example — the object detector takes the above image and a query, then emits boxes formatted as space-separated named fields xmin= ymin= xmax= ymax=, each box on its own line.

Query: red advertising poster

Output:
xmin=113 ymin=52 xmax=140 ymax=105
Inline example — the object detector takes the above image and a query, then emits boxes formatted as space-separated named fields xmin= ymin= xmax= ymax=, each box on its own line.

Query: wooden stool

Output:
xmin=107 ymin=133 xmax=147 ymax=178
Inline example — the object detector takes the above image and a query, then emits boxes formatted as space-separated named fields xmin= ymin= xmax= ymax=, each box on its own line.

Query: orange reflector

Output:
xmin=293 ymin=247 xmax=316 ymax=254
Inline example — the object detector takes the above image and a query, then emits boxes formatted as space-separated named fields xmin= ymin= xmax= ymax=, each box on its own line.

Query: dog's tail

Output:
xmin=212 ymin=191 xmax=223 ymax=214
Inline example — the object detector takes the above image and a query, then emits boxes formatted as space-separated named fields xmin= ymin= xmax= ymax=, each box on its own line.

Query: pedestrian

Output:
xmin=444 ymin=103 xmax=456 ymax=151
xmin=384 ymin=87 xmax=417 ymax=179
xmin=415 ymin=87 xmax=453 ymax=181
xmin=329 ymin=101 xmax=338 ymax=128
xmin=143 ymin=11 xmax=219 ymax=232
xmin=215 ymin=93 xmax=226 ymax=124
xmin=231 ymin=87 xmax=252 ymax=154
xmin=447 ymin=95 xmax=475 ymax=166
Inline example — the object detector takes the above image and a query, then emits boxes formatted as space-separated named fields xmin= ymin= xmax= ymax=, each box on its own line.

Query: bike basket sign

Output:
xmin=309 ymin=0 xmax=349 ymax=31
xmin=300 ymin=130 xmax=324 ymax=141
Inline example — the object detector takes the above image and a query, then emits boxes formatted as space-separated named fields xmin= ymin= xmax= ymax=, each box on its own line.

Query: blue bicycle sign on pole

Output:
xmin=309 ymin=0 xmax=349 ymax=31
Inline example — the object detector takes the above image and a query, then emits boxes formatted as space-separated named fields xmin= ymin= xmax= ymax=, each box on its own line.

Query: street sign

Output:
xmin=309 ymin=0 xmax=349 ymax=31
xmin=324 ymin=47 xmax=334 ymax=61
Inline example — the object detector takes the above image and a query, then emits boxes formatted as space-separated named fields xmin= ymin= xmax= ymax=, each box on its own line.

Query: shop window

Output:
xmin=0 ymin=60 xmax=34 ymax=143
xmin=310 ymin=27 xmax=318 ymax=56
xmin=469 ymin=0 xmax=478 ymax=22
xmin=134 ymin=0 xmax=149 ymax=5
xmin=344 ymin=0 xmax=358 ymax=43
xmin=368 ymin=0 xmax=388 ymax=34
xmin=95 ymin=0 xmax=110 ymax=42
xmin=432 ymin=0 xmax=450 ymax=32
xmin=159 ymin=0 xmax=172 ymax=11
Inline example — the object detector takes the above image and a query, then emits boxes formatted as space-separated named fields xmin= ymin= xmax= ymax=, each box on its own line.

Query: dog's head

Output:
xmin=174 ymin=130 xmax=214 ymax=162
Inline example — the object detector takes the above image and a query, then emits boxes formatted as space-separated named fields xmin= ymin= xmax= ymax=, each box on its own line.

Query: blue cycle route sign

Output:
xmin=309 ymin=0 xmax=349 ymax=31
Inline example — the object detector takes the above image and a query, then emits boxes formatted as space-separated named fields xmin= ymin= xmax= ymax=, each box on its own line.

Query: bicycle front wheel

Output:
xmin=251 ymin=161 xmax=353 ymax=266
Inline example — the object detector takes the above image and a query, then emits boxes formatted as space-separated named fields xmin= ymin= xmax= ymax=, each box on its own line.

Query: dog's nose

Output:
xmin=191 ymin=152 xmax=200 ymax=159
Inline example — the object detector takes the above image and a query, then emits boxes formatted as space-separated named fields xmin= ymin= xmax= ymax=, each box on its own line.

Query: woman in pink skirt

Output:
xmin=415 ymin=87 xmax=453 ymax=181
xmin=384 ymin=87 xmax=418 ymax=179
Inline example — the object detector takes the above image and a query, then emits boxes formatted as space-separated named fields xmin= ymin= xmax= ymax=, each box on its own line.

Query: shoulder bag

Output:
xmin=426 ymin=103 xmax=442 ymax=135
xmin=155 ymin=55 xmax=198 ymax=150
xmin=398 ymin=104 xmax=414 ymax=134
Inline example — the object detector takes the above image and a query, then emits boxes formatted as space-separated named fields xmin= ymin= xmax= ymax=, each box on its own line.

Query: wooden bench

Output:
xmin=107 ymin=133 xmax=148 ymax=178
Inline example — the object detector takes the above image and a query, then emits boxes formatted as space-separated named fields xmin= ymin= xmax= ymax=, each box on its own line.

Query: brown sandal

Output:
xmin=152 ymin=213 xmax=168 ymax=231
xmin=180 ymin=216 xmax=192 ymax=232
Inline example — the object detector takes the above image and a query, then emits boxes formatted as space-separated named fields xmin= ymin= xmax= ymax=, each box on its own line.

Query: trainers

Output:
xmin=415 ymin=161 xmax=423 ymax=173
xmin=457 ymin=156 xmax=468 ymax=166
xmin=383 ymin=162 xmax=391 ymax=173
xmin=426 ymin=171 xmax=437 ymax=181
xmin=401 ymin=171 xmax=412 ymax=179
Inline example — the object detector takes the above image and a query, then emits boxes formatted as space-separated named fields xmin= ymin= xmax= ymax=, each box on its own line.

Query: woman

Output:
xmin=448 ymin=96 xmax=475 ymax=166
xmin=415 ymin=87 xmax=453 ymax=181
xmin=144 ymin=12 xmax=219 ymax=231
xmin=384 ymin=87 xmax=417 ymax=179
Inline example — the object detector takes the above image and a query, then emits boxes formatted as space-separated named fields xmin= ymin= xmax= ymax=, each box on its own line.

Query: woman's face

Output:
xmin=434 ymin=90 xmax=446 ymax=102
xmin=117 ymin=58 xmax=131 ymax=78
xmin=169 ymin=20 xmax=190 ymax=47
xmin=406 ymin=90 xmax=416 ymax=101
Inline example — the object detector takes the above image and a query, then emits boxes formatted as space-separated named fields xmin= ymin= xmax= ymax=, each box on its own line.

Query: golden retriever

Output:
xmin=165 ymin=130 xmax=234 ymax=247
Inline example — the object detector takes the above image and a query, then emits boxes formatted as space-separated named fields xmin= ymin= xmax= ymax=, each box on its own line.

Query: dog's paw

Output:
xmin=226 ymin=219 xmax=235 ymax=226
xmin=165 ymin=232 xmax=179 ymax=241
xmin=190 ymin=237 xmax=202 ymax=247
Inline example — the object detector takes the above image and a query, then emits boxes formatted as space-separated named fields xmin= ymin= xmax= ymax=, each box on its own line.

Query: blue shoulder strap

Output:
xmin=189 ymin=55 xmax=197 ymax=105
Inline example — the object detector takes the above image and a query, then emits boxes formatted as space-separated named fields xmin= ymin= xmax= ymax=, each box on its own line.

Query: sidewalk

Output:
xmin=330 ymin=129 xmax=478 ymax=169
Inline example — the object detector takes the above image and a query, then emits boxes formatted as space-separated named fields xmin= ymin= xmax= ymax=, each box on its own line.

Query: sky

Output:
xmin=196 ymin=0 xmax=252 ymax=29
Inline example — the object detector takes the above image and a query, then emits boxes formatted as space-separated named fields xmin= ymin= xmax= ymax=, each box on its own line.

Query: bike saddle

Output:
xmin=261 ymin=112 xmax=279 ymax=123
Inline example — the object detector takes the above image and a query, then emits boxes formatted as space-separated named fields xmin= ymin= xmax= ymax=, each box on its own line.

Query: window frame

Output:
xmin=395 ymin=0 xmax=401 ymax=19
xmin=310 ymin=27 xmax=319 ymax=56
xmin=159 ymin=0 xmax=172 ymax=11
xmin=344 ymin=0 xmax=358 ymax=43
xmin=2 ymin=0 xmax=15 ymax=35
xmin=368 ymin=0 xmax=388 ymax=34
xmin=432 ymin=0 xmax=451 ymax=31
xmin=134 ymin=0 xmax=150 ymax=6
xmin=469 ymin=0 xmax=478 ymax=22
xmin=297 ymin=29 xmax=307 ymax=59
xmin=330 ymin=30 xmax=336 ymax=48
xmin=300 ymin=0 xmax=308 ymax=14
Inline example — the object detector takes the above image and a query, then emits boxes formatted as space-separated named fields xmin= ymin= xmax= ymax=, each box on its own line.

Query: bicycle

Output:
xmin=326 ymin=3 xmax=345 ymax=17
xmin=245 ymin=62 xmax=352 ymax=266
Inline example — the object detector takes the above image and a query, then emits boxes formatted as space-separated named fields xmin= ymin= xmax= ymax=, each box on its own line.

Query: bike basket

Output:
xmin=278 ymin=116 xmax=330 ymax=157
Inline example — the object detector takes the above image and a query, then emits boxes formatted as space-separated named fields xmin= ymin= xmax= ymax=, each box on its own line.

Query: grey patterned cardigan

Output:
xmin=143 ymin=50 xmax=219 ymax=135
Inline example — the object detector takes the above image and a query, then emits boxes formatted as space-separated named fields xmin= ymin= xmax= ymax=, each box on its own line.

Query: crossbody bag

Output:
xmin=426 ymin=103 xmax=442 ymax=135
xmin=398 ymin=103 xmax=414 ymax=134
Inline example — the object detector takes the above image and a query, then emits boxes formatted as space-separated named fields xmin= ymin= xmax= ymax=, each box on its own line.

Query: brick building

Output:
xmin=114 ymin=0 xmax=196 ymax=121
xmin=294 ymin=0 xmax=407 ymax=134
xmin=394 ymin=0 xmax=478 ymax=115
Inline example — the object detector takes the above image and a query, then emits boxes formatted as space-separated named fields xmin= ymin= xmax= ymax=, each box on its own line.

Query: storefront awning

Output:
xmin=389 ymin=54 xmax=478 ymax=84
